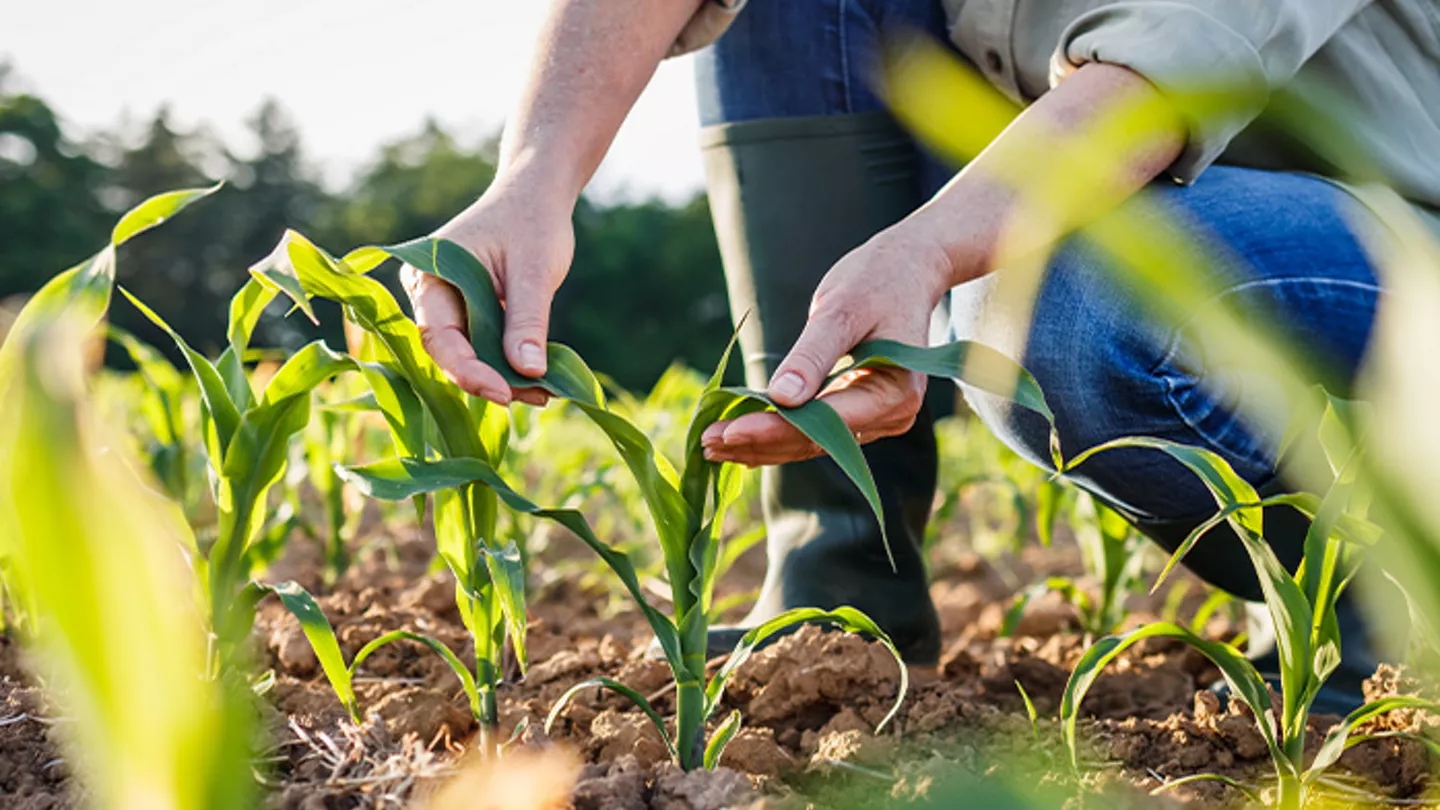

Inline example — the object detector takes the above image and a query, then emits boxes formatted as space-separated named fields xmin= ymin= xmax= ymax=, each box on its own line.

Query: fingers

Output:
xmin=501 ymin=269 xmax=553 ymax=379
xmin=704 ymin=367 xmax=924 ymax=467
xmin=767 ymin=307 xmax=859 ymax=407
xmin=407 ymin=267 xmax=514 ymax=404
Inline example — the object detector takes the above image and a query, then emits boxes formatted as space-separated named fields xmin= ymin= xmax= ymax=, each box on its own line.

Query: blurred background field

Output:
xmin=0 ymin=41 xmax=731 ymax=393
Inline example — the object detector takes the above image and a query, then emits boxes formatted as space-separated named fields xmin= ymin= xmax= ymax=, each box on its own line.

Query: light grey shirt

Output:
xmin=676 ymin=1 xmax=1440 ymax=232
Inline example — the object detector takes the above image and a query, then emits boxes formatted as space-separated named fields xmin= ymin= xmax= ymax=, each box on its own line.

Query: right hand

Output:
xmin=401 ymin=176 xmax=575 ymax=406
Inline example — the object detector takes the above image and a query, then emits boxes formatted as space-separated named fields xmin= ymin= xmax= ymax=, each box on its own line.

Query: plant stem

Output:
xmin=675 ymin=678 xmax=706 ymax=770
xmin=1276 ymin=772 xmax=1302 ymax=810
xmin=476 ymin=682 xmax=499 ymax=758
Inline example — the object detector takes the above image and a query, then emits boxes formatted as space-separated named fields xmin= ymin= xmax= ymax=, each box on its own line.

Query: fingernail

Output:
xmin=520 ymin=342 xmax=545 ymax=372
xmin=770 ymin=371 xmax=804 ymax=402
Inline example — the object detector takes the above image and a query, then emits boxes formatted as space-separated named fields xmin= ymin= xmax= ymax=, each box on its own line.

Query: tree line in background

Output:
xmin=0 ymin=64 xmax=734 ymax=391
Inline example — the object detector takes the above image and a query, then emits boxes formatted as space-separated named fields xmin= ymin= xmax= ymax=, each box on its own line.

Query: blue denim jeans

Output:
xmin=695 ymin=1 xmax=1384 ymax=598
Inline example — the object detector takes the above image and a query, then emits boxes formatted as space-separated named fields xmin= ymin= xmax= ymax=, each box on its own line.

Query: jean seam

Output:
xmin=1154 ymin=277 xmax=1381 ymax=467
xmin=1154 ymin=277 xmax=1383 ymax=370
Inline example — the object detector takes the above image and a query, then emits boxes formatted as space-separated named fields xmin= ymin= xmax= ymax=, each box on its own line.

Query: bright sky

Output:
xmin=2 ymin=0 xmax=706 ymax=202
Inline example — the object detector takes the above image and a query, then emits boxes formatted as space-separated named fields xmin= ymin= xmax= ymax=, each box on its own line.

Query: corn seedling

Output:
xmin=303 ymin=400 xmax=367 ymax=582
xmin=119 ymin=278 xmax=413 ymax=670
xmin=1056 ymin=431 xmax=1433 ymax=809
xmin=107 ymin=325 xmax=197 ymax=506
xmin=0 ymin=188 xmax=254 ymax=810
xmin=1001 ymin=491 xmax=1146 ymax=638
xmin=245 ymin=232 xmax=529 ymax=754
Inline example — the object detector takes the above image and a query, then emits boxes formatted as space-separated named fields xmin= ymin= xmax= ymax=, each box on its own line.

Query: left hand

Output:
xmin=701 ymin=225 xmax=955 ymax=467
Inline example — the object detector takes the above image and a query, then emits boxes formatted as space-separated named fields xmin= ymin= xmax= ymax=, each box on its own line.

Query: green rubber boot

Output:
xmin=701 ymin=112 xmax=942 ymax=665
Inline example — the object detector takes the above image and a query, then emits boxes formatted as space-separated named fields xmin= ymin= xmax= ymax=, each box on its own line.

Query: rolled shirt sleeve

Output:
xmin=1052 ymin=0 xmax=1372 ymax=182
xmin=670 ymin=0 xmax=747 ymax=57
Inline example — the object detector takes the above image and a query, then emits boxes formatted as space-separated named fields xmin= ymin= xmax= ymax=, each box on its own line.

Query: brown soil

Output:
xmin=1 ymin=531 xmax=1434 ymax=809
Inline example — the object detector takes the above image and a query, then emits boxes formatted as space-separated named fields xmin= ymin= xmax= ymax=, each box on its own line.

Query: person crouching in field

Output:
xmin=403 ymin=0 xmax=1440 ymax=713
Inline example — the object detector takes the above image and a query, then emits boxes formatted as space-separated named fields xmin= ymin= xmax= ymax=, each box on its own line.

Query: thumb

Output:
xmin=768 ymin=310 xmax=858 ymax=407
xmin=501 ymin=267 xmax=553 ymax=378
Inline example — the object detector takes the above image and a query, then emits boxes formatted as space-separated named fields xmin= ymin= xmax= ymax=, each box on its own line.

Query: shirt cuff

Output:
xmin=669 ymin=0 xmax=747 ymax=58
xmin=1051 ymin=2 xmax=1270 ymax=184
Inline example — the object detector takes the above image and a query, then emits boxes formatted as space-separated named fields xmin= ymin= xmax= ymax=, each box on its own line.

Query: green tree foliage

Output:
xmin=0 ymin=66 xmax=113 ymax=297
xmin=0 ymin=69 xmax=732 ymax=390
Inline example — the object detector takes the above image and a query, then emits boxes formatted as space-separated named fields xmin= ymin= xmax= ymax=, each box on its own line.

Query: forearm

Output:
xmin=499 ymin=0 xmax=706 ymax=203
xmin=908 ymin=62 xmax=1187 ymax=288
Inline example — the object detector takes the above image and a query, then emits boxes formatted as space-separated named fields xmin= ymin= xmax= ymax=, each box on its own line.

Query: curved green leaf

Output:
xmin=1060 ymin=623 xmax=1283 ymax=774
xmin=1000 ymin=577 xmax=1090 ymax=638
xmin=483 ymin=541 xmax=528 ymax=673
xmin=704 ymin=710 xmax=743 ymax=770
xmin=1309 ymin=696 xmax=1440 ymax=776
xmin=120 ymin=288 xmax=241 ymax=464
xmin=217 ymin=278 xmax=279 ymax=411
xmin=841 ymin=338 xmax=1054 ymax=424
xmin=350 ymin=629 xmax=482 ymax=721
xmin=704 ymin=606 xmax=908 ymax=733
xmin=388 ymin=238 xmax=604 ymax=407
xmin=256 ymin=230 xmax=483 ymax=461
xmin=718 ymin=386 xmax=893 ymax=570
xmin=268 ymin=581 xmax=358 ymax=721
xmin=1063 ymin=437 xmax=1314 ymax=737
xmin=1150 ymin=773 xmax=1261 ymax=803
xmin=111 ymin=183 xmax=223 ymax=246
xmin=544 ymin=677 xmax=677 ymax=760
xmin=336 ymin=457 xmax=683 ymax=672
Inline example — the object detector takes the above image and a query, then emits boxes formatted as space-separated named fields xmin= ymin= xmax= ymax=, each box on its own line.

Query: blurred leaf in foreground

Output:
xmin=0 ymin=316 xmax=252 ymax=810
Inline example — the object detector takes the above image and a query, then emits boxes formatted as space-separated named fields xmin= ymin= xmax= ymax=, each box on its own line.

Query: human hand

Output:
xmin=701 ymin=226 xmax=955 ymax=466
xmin=401 ymin=175 xmax=574 ymax=406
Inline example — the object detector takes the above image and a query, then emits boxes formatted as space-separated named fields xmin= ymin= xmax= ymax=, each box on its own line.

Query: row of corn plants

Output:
xmin=250 ymin=229 xmax=1065 ymax=769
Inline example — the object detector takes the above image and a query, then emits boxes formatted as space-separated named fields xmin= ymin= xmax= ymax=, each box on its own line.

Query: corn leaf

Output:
xmin=842 ymin=338 xmax=1053 ymax=424
xmin=120 ymin=288 xmax=242 ymax=468
xmin=0 ymin=318 xmax=253 ymax=810
xmin=704 ymin=710 xmax=743 ymax=770
xmin=1309 ymin=696 xmax=1440 ymax=776
xmin=350 ymin=629 xmax=483 ymax=720
xmin=389 ymin=237 xmax=701 ymax=604
xmin=1151 ymin=773 xmax=1261 ymax=803
xmin=216 ymin=278 xmax=278 ymax=412
xmin=1000 ymin=577 xmax=1091 ymax=638
xmin=1061 ymin=622 xmax=1284 ymax=773
xmin=1063 ymin=436 xmax=1315 ymax=735
xmin=387 ymin=238 xmax=604 ymax=407
xmin=257 ymin=231 xmax=483 ymax=461
xmin=545 ymin=677 xmax=678 ymax=760
xmin=482 ymin=541 xmax=529 ymax=673
xmin=267 ymin=582 xmax=358 ymax=721
xmin=336 ymin=457 xmax=684 ymax=672
xmin=704 ymin=606 xmax=908 ymax=732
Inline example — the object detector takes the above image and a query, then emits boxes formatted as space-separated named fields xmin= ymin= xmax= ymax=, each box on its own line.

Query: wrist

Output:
xmin=491 ymin=149 xmax=585 ymax=215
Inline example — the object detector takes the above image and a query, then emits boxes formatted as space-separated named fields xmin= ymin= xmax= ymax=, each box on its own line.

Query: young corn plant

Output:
xmin=303 ymin=398 xmax=367 ymax=582
xmin=265 ymin=234 xmax=1060 ymax=769
xmin=1057 ymin=430 xmax=1433 ymax=809
xmin=248 ymin=231 xmax=528 ymax=754
xmin=107 ymin=325 xmax=197 ymax=507
xmin=118 ymin=246 xmax=431 ymax=670
xmin=0 ymin=187 xmax=254 ymax=810
xmin=1001 ymin=490 xmax=1146 ymax=637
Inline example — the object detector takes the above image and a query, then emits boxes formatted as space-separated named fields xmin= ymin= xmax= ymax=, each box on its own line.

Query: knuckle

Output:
xmin=417 ymin=322 xmax=449 ymax=354
xmin=505 ymin=311 xmax=548 ymax=336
